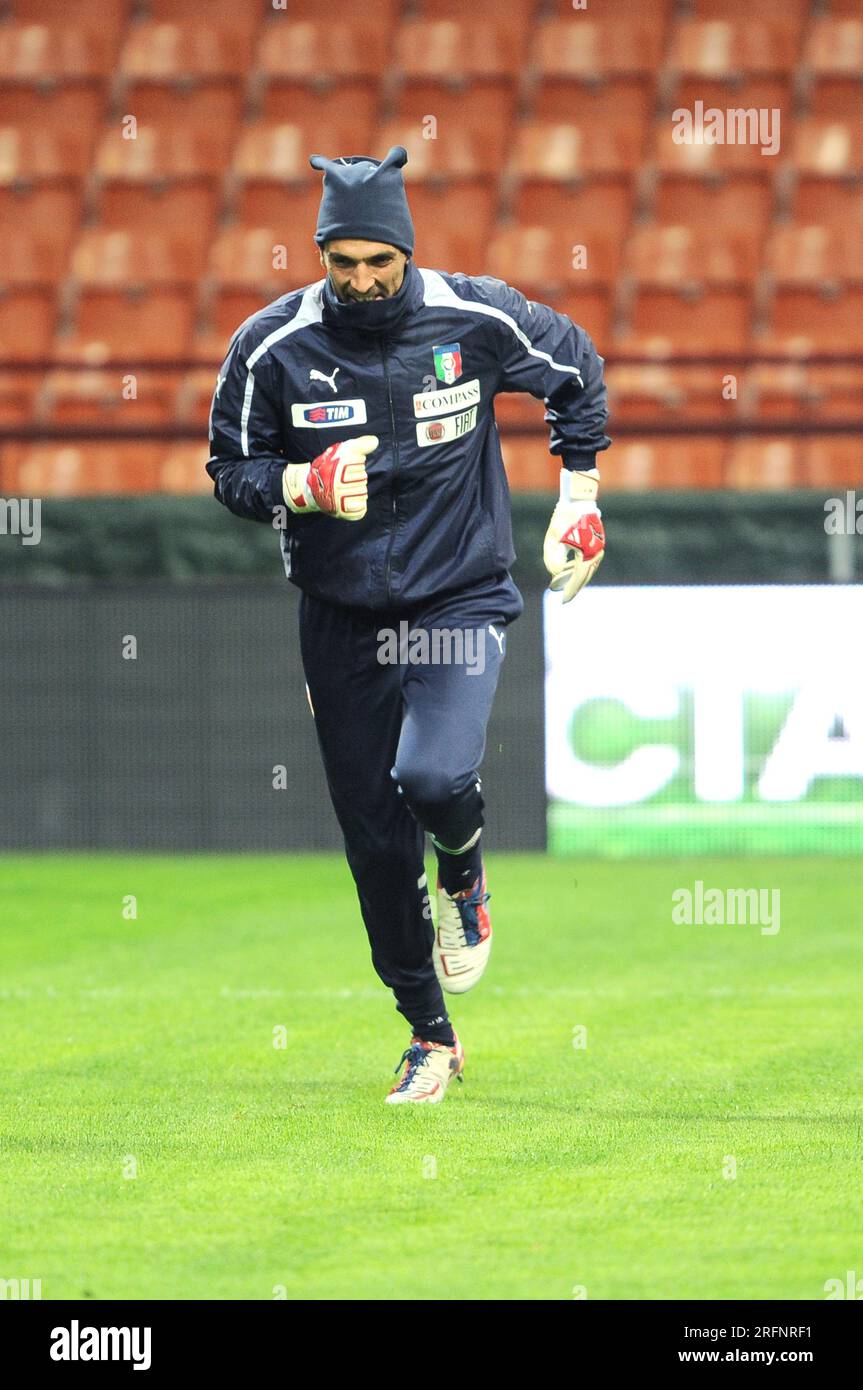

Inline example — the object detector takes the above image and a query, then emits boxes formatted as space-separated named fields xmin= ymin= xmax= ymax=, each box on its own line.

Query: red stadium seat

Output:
xmin=555 ymin=291 xmax=613 ymax=349
xmin=488 ymin=226 xmax=622 ymax=294
xmin=790 ymin=119 xmax=863 ymax=231
xmin=667 ymin=20 xmax=801 ymax=78
xmin=12 ymin=0 xmax=131 ymax=36
xmin=0 ymin=187 xmax=81 ymax=272
xmin=726 ymin=438 xmax=800 ymax=489
xmin=805 ymin=366 xmax=863 ymax=419
xmin=499 ymin=441 xmax=559 ymax=492
xmin=261 ymin=0 xmax=400 ymax=19
xmin=395 ymin=21 xmax=521 ymax=80
xmin=0 ymin=232 xmax=72 ymax=288
xmin=117 ymin=83 xmax=243 ymax=133
xmin=0 ymin=24 xmax=116 ymax=79
xmin=404 ymin=184 xmax=498 ymax=250
xmin=176 ymin=369 xmax=221 ymax=426
xmin=414 ymin=0 xmax=535 ymax=43
xmin=530 ymin=20 xmax=665 ymax=78
xmin=763 ymin=288 xmax=863 ymax=350
xmin=259 ymin=87 xmax=376 ymax=150
xmin=0 ymin=291 xmax=57 ymax=361
xmin=159 ymin=444 xmax=214 ymax=494
xmin=800 ymin=440 xmax=863 ymax=489
xmin=408 ymin=226 xmax=488 ymax=278
xmin=807 ymin=83 xmax=863 ymax=122
xmin=257 ymin=21 xmax=390 ymax=81
xmin=94 ymin=121 xmax=231 ymax=179
xmin=793 ymin=119 xmax=863 ymax=177
xmin=765 ymin=226 xmax=863 ymax=286
xmin=0 ymin=374 xmax=40 ymax=426
xmin=70 ymin=230 xmax=207 ymax=287
xmin=748 ymin=365 xmax=863 ymax=421
xmin=119 ymin=22 xmax=253 ymax=79
xmin=514 ymin=122 xmax=642 ymax=180
xmin=653 ymin=118 xmax=783 ymax=175
xmin=233 ymin=122 xmax=360 ymax=182
xmin=372 ymin=121 xmax=495 ymax=180
xmin=0 ymin=85 xmax=105 ymax=132
xmin=38 ymin=370 xmax=179 ymax=426
xmin=1 ymin=443 xmax=163 ymax=495
xmin=619 ymin=288 xmax=752 ymax=352
xmin=624 ymin=226 xmax=759 ymax=286
xmin=96 ymin=184 xmax=218 ymax=235
xmin=545 ymin=0 xmax=672 ymax=12
xmin=666 ymin=79 xmax=794 ymax=130
xmin=683 ymin=0 xmax=808 ymax=17
xmin=146 ymin=0 xmax=263 ymax=30
xmin=605 ymin=365 xmax=740 ymax=423
xmin=208 ymin=227 xmax=315 ymax=291
xmin=790 ymin=180 xmax=863 ymax=227
xmin=194 ymin=291 xmax=277 ymax=362
xmin=56 ymin=290 xmax=196 ymax=362
xmin=395 ymin=85 xmax=516 ymax=167
xmin=803 ymin=19 xmax=863 ymax=78
xmin=603 ymin=439 xmax=727 ymax=490
xmin=653 ymin=177 xmax=774 ymax=232
xmin=533 ymin=81 xmax=652 ymax=129
xmin=512 ymin=183 xmax=635 ymax=238
xmin=0 ymin=125 xmax=96 ymax=181
xmin=232 ymin=182 xmax=323 ymax=238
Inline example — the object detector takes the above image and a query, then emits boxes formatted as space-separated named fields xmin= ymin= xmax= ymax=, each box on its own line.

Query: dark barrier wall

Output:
xmin=0 ymin=582 xmax=547 ymax=852
xmin=1 ymin=492 xmax=859 ymax=586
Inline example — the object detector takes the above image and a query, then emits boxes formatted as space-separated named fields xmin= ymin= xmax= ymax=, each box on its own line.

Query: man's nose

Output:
xmin=351 ymin=264 xmax=375 ymax=292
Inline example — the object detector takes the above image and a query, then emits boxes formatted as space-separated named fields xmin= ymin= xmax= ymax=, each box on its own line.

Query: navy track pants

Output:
xmin=298 ymin=571 xmax=523 ymax=1033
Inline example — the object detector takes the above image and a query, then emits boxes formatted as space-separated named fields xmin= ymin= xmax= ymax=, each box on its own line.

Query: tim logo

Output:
xmin=306 ymin=405 xmax=354 ymax=424
xmin=291 ymin=399 xmax=368 ymax=428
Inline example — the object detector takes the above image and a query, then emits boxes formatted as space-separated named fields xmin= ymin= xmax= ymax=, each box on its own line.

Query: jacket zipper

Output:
xmin=380 ymin=335 xmax=400 ymax=603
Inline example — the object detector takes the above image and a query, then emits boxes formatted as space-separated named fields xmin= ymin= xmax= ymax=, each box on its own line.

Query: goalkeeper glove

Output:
xmin=282 ymin=434 xmax=378 ymax=520
xmin=543 ymin=467 xmax=605 ymax=603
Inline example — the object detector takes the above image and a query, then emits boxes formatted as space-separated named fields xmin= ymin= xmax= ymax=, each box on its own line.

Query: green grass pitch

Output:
xmin=2 ymin=853 xmax=861 ymax=1301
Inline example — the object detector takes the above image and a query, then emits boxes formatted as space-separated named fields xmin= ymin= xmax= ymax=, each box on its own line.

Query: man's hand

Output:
xmin=543 ymin=468 xmax=605 ymax=603
xmin=282 ymin=435 xmax=379 ymax=520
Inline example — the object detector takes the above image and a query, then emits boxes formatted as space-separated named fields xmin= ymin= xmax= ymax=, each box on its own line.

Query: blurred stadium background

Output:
xmin=0 ymin=0 xmax=861 ymax=855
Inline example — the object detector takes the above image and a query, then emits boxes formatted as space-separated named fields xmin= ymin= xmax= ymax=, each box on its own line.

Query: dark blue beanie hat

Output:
xmin=309 ymin=145 xmax=415 ymax=256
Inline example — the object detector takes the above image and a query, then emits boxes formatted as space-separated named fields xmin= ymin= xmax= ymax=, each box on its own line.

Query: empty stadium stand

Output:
xmin=0 ymin=0 xmax=861 ymax=495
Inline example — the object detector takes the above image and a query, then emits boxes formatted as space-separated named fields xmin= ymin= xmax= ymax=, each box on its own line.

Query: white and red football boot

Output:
xmin=385 ymin=1034 xmax=465 ymax=1105
xmin=432 ymin=871 xmax=492 ymax=994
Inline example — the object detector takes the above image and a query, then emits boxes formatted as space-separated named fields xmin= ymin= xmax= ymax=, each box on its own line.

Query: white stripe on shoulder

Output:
xmin=240 ymin=281 xmax=325 ymax=456
xmin=418 ymin=268 xmax=584 ymax=387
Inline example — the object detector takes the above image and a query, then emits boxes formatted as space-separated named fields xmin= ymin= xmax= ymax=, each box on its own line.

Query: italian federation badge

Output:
xmin=433 ymin=342 xmax=462 ymax=385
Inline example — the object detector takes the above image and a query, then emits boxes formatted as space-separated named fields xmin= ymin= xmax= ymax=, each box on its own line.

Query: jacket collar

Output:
xmin=320 ymin=257 xmax=424 ymax=336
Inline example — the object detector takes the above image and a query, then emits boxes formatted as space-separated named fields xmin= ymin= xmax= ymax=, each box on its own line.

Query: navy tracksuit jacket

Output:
xmin=206 ymin=258 xmax=611 ymax=1038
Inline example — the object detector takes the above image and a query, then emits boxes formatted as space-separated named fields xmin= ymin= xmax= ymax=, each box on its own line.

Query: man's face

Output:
xmin=319 ymin=240 xmax=408 ymax=302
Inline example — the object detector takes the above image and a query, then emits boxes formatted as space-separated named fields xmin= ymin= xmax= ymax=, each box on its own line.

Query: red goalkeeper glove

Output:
xmin=543 ymin=468 xmax=605 ymax=602
xmin=282 ymin=435 xmax=378 ymax=520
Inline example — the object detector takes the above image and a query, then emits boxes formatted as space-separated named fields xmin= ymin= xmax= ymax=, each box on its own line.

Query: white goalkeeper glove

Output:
xmin=543 ymin=467 xmax=605 ymax=603
xmin=282 ymin=434 xmax=378 ymax=520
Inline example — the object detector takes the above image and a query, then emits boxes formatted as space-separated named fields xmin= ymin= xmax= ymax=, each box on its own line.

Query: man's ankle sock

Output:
xmin=414 ymin=1016 xmax=456 ymax=1048
xmin=434 ymin=830 xmax=483 ymax=896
